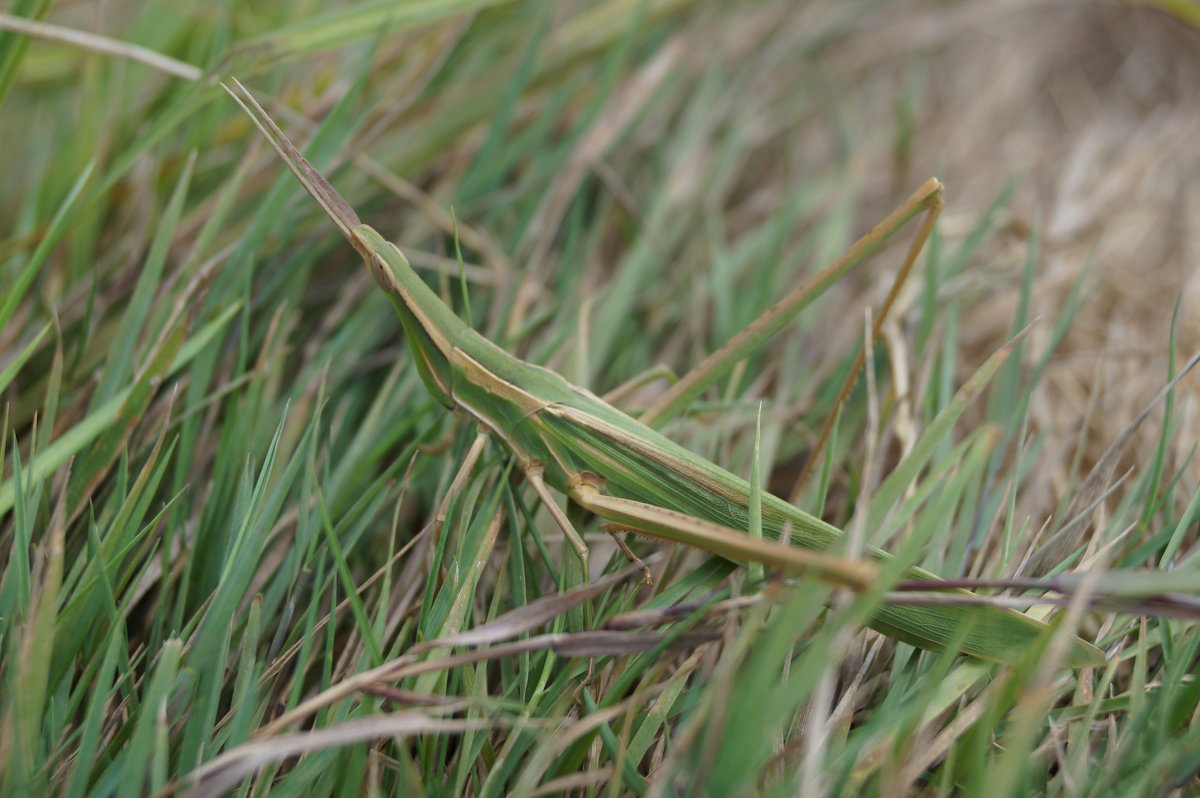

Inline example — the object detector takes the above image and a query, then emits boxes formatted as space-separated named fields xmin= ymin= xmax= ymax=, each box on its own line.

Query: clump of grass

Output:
xmin=1 ymin=2 xmax=1197 ymax=796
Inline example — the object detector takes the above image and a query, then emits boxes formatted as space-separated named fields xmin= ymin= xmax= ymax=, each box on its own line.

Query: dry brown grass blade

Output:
xmin=410 ymin=554 xmax=661 ymax=653
xmin=176 ymin=714 xmax=501 ymax=798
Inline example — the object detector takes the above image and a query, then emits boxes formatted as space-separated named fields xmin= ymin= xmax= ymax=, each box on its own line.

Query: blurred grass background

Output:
xmin=1 ymin=1 xmax=1198 ymax=795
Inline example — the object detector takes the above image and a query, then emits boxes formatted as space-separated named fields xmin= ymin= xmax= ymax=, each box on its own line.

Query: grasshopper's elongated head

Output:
xmin=219 ymin=81 xmax=467 ymax=410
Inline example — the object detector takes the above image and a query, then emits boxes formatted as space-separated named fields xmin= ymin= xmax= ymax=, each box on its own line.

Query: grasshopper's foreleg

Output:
xmin=567 ymin=473 xmax=876 ymax=592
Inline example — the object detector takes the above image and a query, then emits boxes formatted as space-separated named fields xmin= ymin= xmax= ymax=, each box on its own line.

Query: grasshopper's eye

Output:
xmin=367 ymin=253 xmax=399 ymax=293
xmin=578 ymin=471 xmax=607 ymax=488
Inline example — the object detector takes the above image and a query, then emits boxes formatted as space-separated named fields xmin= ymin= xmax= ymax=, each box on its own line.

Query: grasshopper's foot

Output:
xmin=600 ymin=523 xmax=654 ymax=585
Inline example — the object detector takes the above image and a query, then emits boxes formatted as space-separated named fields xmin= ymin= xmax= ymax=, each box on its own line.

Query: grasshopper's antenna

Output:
xmin=222 ymin=77 xmax=368 ymax=257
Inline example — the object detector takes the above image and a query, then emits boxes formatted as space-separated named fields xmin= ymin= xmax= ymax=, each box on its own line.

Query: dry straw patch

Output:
xmin=808 ymin=0 xmax=1200 ymax=521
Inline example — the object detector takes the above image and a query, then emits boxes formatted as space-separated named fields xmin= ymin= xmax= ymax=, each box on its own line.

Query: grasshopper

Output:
xmin=226 ymin=80 xmax=1104 ymax=667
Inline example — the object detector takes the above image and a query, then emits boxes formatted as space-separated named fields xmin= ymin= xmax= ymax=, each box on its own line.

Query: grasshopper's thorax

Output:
xmin=445 ymin=332 xmax=586 ymax=485
xmin=352 ymin=225 xmax=468 ymax=408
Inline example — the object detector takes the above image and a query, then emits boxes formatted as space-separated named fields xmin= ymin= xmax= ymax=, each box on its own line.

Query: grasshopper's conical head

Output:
xmin=223 ymin=79 xmax=370 ymax=255
xmin=225 ymin=78 xmax=465 ymax=408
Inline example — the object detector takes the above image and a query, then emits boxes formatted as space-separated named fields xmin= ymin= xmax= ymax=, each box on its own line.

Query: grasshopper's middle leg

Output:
xmin=524 ymin=463 xmax=655 ymax=583
xmin=524 ymin=463 xmax=590 ymax=580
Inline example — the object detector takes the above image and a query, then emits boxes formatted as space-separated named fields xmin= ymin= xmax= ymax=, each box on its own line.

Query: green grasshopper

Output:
xmin=227 ymin=80 xmax=1104 ymax=667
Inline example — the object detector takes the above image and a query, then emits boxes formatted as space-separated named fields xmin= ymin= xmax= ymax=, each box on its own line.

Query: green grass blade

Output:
xmin=0 ymin=301 xmax=240 ymax=517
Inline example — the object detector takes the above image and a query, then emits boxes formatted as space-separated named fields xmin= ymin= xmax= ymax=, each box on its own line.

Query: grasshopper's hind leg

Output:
xmin=567 ymin=473 xmax=875 ymax=592
xmin=523 ymin=464 xmax=654 ymax=584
